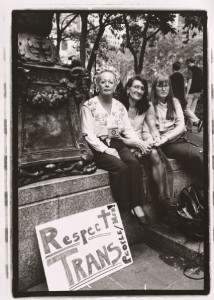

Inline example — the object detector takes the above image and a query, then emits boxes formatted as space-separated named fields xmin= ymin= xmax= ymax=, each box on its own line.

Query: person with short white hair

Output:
xmin=80 ymin=65 xmax=151 ymax=225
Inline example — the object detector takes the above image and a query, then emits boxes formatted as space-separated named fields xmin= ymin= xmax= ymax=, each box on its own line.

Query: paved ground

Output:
xmin=27 ymin=242 xmax=204 ymax=293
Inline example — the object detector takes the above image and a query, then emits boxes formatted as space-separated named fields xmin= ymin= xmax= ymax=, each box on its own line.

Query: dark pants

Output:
xmin=161 ymin=136 xmax=203 ymax=178
xmin=92 ymin=139 xmax=146 ymax=210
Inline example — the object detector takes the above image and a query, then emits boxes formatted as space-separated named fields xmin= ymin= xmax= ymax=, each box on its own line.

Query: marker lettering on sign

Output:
xmin=46 ymin=243 xmax=122 ymax=286
xmin=110 ymin=206 xmax=118 ymax=224
xmin=36 ymin=205 xmax=132 ymax=290
xmin=97 ymin=209 xmax=111 ymax=229
xmin=47 ymin=247 xmax=78 ymax=286
xmin=40 ymin=222 xmax=103 ymax=252
xmin=39 ymin=227 xmax=61 ymax=255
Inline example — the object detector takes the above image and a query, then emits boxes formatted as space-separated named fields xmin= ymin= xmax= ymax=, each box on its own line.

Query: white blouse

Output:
xmin=142 ymin=98 xmax=185 ymax=142
xmin=128 ymin=105 xmax=156 ymax=140
xmin=155 ymin=98 xmax=185 ymax=141
xmin=80 ymin=96 xmax=140 ymax=153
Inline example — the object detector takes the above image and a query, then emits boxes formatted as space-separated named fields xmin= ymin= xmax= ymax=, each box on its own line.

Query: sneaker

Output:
xmin=197 ymin=120 xmax=203 ymax=133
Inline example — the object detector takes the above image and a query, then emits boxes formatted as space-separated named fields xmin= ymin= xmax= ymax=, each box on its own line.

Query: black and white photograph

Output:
xmin=0 ymin=0 xmax=213 ymax=299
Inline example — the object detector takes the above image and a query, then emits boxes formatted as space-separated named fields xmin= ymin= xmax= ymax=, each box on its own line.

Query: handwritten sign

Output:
xmin=36 ymin=204 xmax=133 ymax=291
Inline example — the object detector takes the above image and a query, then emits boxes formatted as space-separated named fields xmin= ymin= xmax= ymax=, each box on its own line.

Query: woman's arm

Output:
xmin=145 ymin=105 xmax=160 ymax=143
xmin=121 ymin=109 xmax=152 ymax=154
xmin=121 ymin=136 xmax=152 ymax=155
xmin=81 ymin=105 xmax=120 ymax=159
xmin=80 ymin=105 xmax=109 ymax=153
xmin=159 ymin=98 xmax=185 ymax=145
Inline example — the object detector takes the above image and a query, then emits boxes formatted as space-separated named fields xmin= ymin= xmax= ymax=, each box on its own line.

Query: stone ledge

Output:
xmin=18 ymin=159 xmax=184 ymax=206
xmin=18 ymin=169 xmax=109 ymax=206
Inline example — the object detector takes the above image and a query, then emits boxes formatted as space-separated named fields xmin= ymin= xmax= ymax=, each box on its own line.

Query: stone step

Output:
xmin=145 ymin=223 xmax=204 ymax=266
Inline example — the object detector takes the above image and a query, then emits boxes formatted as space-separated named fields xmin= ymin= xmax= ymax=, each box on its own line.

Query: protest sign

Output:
xmin=36 ymin=204 xmax=133 ymax=291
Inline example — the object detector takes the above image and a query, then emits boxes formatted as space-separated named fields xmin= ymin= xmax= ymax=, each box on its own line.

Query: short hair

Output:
xmin=94 ymin=65 xmax=120 ymax=87
xmin=172 ymin=61 xmax=181 ymax=71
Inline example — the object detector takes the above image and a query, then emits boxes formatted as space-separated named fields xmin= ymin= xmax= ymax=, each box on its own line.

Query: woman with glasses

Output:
xmin=120 ymin=75 xmax=175 ymax=225
xmin=80 ymin=66 xmax=152 ymax=225
xmin=150 ymin=72 xmax=203 ymax=179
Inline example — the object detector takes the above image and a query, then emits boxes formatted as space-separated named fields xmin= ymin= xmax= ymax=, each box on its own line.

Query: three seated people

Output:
xmin=80 ymin=66 xmax=203 ymax=226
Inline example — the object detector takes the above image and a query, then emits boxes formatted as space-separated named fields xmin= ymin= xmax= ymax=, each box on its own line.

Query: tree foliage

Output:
xmin=142 ymin=28 xmax=203 ymax=82
xmin=119 ymin=12 xmax=177 ymax=74
xmin=50 ymin=11 xmax=204 ymax=79
xmin=179 ymin=12 xmax=205 ymax=43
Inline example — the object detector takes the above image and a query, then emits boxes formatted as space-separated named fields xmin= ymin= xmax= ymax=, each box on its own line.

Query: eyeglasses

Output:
xmin=156 ymin=82 xmax=169 ymax=88
xmin=131 ymin=85 xmax=145 ymax=91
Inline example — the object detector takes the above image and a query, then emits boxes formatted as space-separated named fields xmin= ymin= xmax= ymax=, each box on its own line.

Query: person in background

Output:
xmin=80 ymin=65 xmax=152 ymax=225
xmin=186 ymin=58 xmax=203 ymax=132
xmin=120 ymin=75 xmax=175 ymax=225
xmin=170 ymin=61 xmax=186 ymax=109
xmin=170 ymin=61 xmax=202 ymax=133
xmin=150 ymin=72 xmax=203 ymax=180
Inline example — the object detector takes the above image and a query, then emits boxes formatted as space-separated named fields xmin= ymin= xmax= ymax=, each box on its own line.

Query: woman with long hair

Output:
xmin=80 ymin=66 xmax=152 ymax=225
xmin=120 ymin=75 xmax=175 ymax=224
xmin=150 ymin=72 xmax=203 ymax=178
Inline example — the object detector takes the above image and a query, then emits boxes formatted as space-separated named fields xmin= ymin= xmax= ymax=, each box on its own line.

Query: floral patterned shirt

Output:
xmin=81 ymin=96 xmax=139 ymax=152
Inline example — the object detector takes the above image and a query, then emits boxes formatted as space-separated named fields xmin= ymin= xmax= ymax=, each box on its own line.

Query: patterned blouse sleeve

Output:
xmin=80 ymin=105 xmax=108 ymax=153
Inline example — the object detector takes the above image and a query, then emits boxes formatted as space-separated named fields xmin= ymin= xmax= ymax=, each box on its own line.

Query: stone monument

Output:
xmin=16 ymin=11 xmax=96 ymax=186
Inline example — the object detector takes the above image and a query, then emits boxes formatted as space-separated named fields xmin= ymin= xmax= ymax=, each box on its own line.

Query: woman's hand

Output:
xmin=158 ymin=136 xmax=169 ymax=146
xmin=138 ymin=140 xmax=152 ymax=154
xmin=146 ymin=137 xmax=155 ymax=147
xmin=104 ymin=148 xmax=120 ymax=160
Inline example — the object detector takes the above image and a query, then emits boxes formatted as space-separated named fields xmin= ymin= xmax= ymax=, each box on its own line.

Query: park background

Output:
xmin=50 ymin=11 xmax=203 ymax=89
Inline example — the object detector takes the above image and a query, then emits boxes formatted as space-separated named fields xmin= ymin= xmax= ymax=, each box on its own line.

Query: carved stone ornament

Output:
xmin=18 ymin=62 xmax=96 ymax=187
xmin=18 ymin=33 xmax=60 ymax=66
xmin=16 ymin=12 xmax=96 ymax=186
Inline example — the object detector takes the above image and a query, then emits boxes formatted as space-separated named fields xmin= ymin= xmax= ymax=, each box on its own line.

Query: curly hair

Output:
xmin=93 ymin=65 xmax=120 ymax=87
xmin=122 ymin=75 xmax=150 ymax=115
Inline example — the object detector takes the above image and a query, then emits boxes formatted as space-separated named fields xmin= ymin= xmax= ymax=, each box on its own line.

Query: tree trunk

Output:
xmin=80 ymin=12 xmax=88 ymax=68
xmin=87 ymin=26 xmax=105 ymax=72
xmin=137 ymin=39 xmax=147 ymax=74
xmin=56 ymin=13 xmax=61 ymax=56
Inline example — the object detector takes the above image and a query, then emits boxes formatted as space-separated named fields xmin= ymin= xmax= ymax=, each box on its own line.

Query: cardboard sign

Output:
xmin=36 ymin=204 xmax=133 ymax=291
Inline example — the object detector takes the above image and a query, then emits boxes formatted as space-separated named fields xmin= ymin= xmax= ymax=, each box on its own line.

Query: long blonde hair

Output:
xmin=150 ymin=72 xmax=175 ymax=120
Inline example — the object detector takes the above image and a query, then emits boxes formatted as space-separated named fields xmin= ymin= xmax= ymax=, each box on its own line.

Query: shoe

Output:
xmin=197 ymin=120 xmax=203 ymax=133
xmin=131 ymin=208 xmax=150 ymax=226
